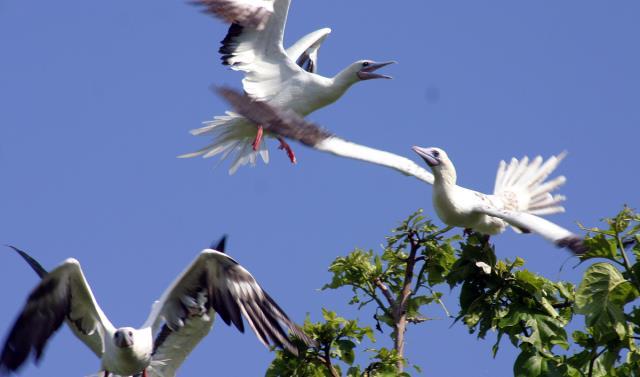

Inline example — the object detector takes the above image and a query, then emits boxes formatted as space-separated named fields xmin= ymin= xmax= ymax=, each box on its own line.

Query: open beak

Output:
xmin=358 ymin=61 xmax=396 ymax=80
xmin=412 ymin=146 xmax=440 ymax=167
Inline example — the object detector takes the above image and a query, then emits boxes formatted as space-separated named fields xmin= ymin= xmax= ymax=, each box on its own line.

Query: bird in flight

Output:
xmin=181 ymin=0 xmax=395 ymax=173
xmin=215 ymin=87 xmax=587 ymax=255
xmin=0 ymin=240 xmax=313 ymax=377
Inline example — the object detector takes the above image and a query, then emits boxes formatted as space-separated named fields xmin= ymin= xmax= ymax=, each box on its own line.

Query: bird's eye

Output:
xmin=114 ymin=333 xmax=119 ymax=339
xmin=128 ymin=331 xmax=133 ymax=336
xmin=362 ymin=62 xmax=370 ymax=67
xmin=432 ymin=150 xmax=440 ymax=158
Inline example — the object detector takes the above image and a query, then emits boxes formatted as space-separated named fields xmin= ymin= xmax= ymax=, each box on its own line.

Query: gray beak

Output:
xmin=358 ymin=61 xmax=396 ymax=80
xmin=114 ymin=331 xmax=134 ymax=348
xmin=412 ymin=146 xmax=440 ymax=167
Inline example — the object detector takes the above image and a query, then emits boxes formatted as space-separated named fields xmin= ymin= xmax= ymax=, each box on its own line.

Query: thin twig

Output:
xmin=374 ymin=278 xmax=396 ymax=308
xmin=587 ymin=346 xmax=608 ymax=377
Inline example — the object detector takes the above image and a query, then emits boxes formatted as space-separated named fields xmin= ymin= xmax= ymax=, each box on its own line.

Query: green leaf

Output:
xmin=581 ymin=234 xmax=619 ymax=261
xmin=514 ymin=350 xmax=557 ymax=377
xmin=575 ymin=263 xmax=639 ymax=341
xmin=336 ymin=339 xmax=356 ymax=365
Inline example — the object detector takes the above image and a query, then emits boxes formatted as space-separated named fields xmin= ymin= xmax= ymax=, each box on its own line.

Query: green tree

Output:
xmin=266 ymin=207 xmax=640 ymax=376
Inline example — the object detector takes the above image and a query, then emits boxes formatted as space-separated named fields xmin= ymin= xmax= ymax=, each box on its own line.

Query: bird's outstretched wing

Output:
xmin=192 ymin=0 xmax=274 ymax=30
xmin=0 ymin=257 xmax=114 ymax=374
xmin=216 ymin=87 xmax=435 ymax=184
xmin=213 ymin=0 xmax=305 ymax=102
xmin=286 ymin=28 xmax=332 ymax=73
xmin=475 ymin=204 xmax=587 ymax=254
xmin=143 ymin=243 xmax=313 ymax=374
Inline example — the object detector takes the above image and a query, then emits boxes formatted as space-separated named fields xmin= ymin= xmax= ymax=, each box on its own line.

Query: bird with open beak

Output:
xmin=182 ymin=0 xmax=396 ymax=174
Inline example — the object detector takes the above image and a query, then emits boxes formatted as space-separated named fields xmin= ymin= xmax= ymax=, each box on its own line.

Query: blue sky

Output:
xmin=0 ymin=1 xmax=638 ymax=376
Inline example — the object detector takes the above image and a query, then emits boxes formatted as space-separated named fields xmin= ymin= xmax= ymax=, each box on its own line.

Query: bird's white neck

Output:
xmin=300 ymin=69 xmax=358 ymax=114
xmin=331 ymin=68 xmax=360 ymax=94
xmin=432 ymin=165 xmax=457 ymax=187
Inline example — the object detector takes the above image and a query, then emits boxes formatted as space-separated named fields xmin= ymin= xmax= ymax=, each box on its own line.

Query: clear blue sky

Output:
xmin=1 ymin=1 xmax=638 ymax=376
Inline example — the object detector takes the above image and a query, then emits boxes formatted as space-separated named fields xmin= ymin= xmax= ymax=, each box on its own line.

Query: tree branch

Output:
xmin=617 ymin=233 xmax=640 ymax=291
xmin=318 ymin=344 xmax=340 ymax=377
xmin=393 ymin=230 xmax=421 ymax=372
xmin=587 ymin=346 xmax=608 ymax=377
xmin=356 ymin=282 xmax=393 ymax=319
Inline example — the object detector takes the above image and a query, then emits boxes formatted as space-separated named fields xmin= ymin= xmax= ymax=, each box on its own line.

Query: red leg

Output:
xmin=142 ymin=368 xmax=148 ymax=377
xmin=252 ymin=125 xmax=264 ymax=151
xmin=277 ymin=137 xmax=296 ymax=164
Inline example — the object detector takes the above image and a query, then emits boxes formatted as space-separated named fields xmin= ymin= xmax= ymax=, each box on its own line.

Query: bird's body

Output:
xmin=183 ymin=0 xmax=394 ymax=173
xmin=432 ymin=183 xmax=506 ymax=235
xmin=428 ymin=153 xmax=521 ymax=235
xmin=0 ymin=242 xmax=312 ymax=377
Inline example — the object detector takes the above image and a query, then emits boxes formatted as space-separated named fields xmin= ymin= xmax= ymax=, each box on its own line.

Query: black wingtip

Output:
xmin=556 ymin=236 xmax=588 ymax=255
xmin=6 ymin=245 xmax=48 ymax=278
xmin=219 ymin=23 xmax=244 ymax=66
xmin=211 ymin=235 xmax=227 ymax=253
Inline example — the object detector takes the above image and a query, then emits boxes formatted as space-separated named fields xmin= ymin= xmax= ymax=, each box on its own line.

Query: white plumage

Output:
xmin=0 ymin=242 xmax=312 ymax=377
xmin=413 ymin=147 xmax=585 ymax=253
xmin=215 ymin=88 xmax=586 ymax=254
xmin=182 ymin=0 xmax=395 ymax=173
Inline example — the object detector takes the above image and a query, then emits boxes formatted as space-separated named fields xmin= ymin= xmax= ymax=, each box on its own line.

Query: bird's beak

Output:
xmin=115 ymin=334 xmax=134 ymax=349
xmin=412 ymin=146 xmax=440 ymax=167
xmin=358 ymin=61 xmax=396 ymax=80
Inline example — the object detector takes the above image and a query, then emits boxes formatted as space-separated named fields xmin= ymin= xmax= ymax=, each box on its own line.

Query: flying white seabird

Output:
xmin=215 ymin=88 xmax=587 ymax=254
xmin=181 ymin=0 xmax=395 ymax=173
xmin=0 ymin=239 xmax=313 ymax=377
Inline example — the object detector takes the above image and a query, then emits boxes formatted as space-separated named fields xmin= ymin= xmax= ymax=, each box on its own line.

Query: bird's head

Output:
xmin=113 ymin=327 xmax=136 ymax=349
xmin=350 ymin=60 xmax=395 ymax=81
xmin=412 ymin=146 xmax=457 ymax=183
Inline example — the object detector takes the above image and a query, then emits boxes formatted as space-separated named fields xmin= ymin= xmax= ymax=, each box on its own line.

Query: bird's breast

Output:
xmin=432 ymin=186 xmax=476 ymax=228
xmin=270 ymin=76 xmax=347 ymax=116
xmin=102 ymin=336 xmax=153 ymax=375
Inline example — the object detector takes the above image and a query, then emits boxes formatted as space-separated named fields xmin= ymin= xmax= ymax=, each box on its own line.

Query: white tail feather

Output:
xmin=180 ymin=112 xmax=269 ymax=174
xmin=493 ymin=153 xmax=568 ymax=231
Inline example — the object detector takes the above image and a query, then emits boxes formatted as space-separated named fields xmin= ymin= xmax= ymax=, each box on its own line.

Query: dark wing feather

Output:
xmin=219 ymin=23 xmax=245 ymax=66
xmin=7 ymin=246 xmax=48 ymax=278
xmin=295 ymin=52 xmax=314 ymax=73
xmin=0 ymin=259 xmax=111 ymax=374
xmin=210 ymin=235 xmax=227 ymax=253
xmin=148 ymin=249 xmax=315 ymax=369
xmin=201 ymin=251 xmax=314 ymax=354
xmin=0 ymin=266 xmax=71 ymax=373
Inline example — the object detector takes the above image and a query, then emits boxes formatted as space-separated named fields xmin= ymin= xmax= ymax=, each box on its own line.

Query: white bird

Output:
xmin=215 ymin=88 xmax=586 ymax=254
xmin=181 ymin=0 xmax=395 ymax=174
xmin=412 ymin=147 xmax=585 ymax=253
xmin=0 ymin=239 xmax=313 ymax=377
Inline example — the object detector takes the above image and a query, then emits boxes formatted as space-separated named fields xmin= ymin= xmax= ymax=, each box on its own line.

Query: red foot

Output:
xmin=277 ymin=137 xmax=296 ymax=164
xmin=252 ymin=125 xmax=264 ymax=151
